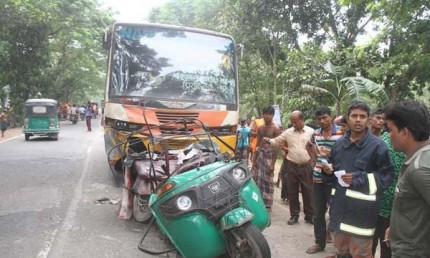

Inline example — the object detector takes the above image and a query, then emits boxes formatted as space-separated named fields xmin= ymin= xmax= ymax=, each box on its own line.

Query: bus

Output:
xmin=102 ymin=22 xmax=240 ymax=177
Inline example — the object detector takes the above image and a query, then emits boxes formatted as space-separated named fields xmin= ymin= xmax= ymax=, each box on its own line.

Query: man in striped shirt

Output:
xmin=306 ymin=107 xmax=343 ymax=254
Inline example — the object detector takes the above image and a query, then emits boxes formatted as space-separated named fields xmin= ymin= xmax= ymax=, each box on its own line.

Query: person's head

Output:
xmin=262 ymin=105 xmax=275 ymax=124
xmin=339 ymin=116 xmax=349 ymax=133
xmin=246 ymin=114 xmax=252 ymax=126
xmin=347 ymin=101 xmax=371 ymax=134
xmin=336 ymin=115 xmax=349 ymax=134
xmin=369 ymin=108 xmax=385 ymax=132
xmin=240 ymin=118 xmax=246 ymax=127
xmin=289 ymin=110 xmax=304 ymax=131
xmin=384 ymin=101 xmax=430 ymax=152
xmin=315 ymin=107 xmax=333 ymax=129
xmin=245 ymin=114 xmax=252 ymax=126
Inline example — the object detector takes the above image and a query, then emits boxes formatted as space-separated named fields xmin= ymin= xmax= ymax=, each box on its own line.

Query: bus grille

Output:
xmin=155 ymin=112 xmax=199 ymax=123
xmin=156 ymin=112 xmax=200 ymax=134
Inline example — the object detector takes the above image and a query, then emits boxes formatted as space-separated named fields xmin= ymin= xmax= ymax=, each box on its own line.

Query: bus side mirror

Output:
xmin=102 ymin=30 xmax=111 ymax=50
xmin=236 ymin=44 xmax=244 ymax=62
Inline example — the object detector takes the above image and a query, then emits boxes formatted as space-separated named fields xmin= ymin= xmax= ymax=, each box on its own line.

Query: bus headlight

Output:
xmin=176 ymin=196 xmax=192 ymax=211
xmin=232 ymin=167 xmax=246 ymax=181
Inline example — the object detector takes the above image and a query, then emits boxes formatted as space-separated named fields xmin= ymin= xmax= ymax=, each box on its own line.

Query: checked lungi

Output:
xmin=253 ymin=146 xmax=275 ymax=208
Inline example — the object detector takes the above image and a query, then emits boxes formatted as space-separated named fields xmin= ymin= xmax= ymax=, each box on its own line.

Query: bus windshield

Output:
xmin=109 ymin=24 xmax=237 ymax=105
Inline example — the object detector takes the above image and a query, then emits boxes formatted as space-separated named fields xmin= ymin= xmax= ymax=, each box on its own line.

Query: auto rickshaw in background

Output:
xmin=23 ymin=99 xmax=60 ymax=141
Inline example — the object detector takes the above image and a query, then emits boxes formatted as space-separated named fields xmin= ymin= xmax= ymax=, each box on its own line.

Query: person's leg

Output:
xmin=306 ymin=182 xmax=326 ymax=254
xmin=242 ymin=147 xmax=248 ymax=166
xmin=349 ymin=235 xmax=374 ymax=258
xmin=280 ymin=159 xmax=288 ymax=200
xmin=300 ymin=164 xmax=314 ymax=222
xmin=314 ymin=183 xmax=327 ymax=246
xmin=323 ymin=184 xmax=333 ymax=243
xmin=286 ymin=161 xmax=300 ymax=221
xmin=86 ymin=116 xmax=89 ymax=130
xmin=334 ymin=232 xmax=351 ymax=256
xmin=379 ymin=217 xmax=392 ymax=258
xmin=86 ymin=116 xmax=91 ymax=131
xmin=372 ymin=215 xmax=383 ymax=256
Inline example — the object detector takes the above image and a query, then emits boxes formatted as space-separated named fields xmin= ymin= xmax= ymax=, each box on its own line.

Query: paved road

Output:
xmin=0 ymin=119 xmax=338 ymax=258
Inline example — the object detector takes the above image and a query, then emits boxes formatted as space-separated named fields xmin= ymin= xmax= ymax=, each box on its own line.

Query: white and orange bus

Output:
xmin=102 ymin=22 xmax=240 ymax=177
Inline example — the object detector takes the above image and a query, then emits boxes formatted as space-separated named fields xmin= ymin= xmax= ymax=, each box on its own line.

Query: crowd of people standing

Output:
xmin=57 ymin=101 xmax=96 ymax=132
xmin=242 ymin=100 xmax=429 ymax=258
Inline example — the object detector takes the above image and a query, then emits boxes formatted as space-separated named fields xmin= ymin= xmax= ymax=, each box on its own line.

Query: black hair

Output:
xmin=262 ymin=105 xmax=275 ymax=115
xmin=384 ymin=101 xmax=430 ymax=141
xmin=372 ymin=108 xmax=384 ymax=116
xmin=340 ymin=116 xmax=347 ymax=125
xmin=240 ymin=118 xmax=246 ymax=126
xmin=315 ymin=107 xmax=331 ymax=117
xmin=347 ymin=101 xmax=370 ymax=117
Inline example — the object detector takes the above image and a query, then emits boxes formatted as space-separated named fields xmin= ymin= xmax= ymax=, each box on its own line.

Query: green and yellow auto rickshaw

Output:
xmin=23 ymin=99 xmax=60 ymax=141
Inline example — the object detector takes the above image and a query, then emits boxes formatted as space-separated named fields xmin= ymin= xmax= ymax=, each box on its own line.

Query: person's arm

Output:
xmin=411 ymin=166 xmax=430 ymax=206
xmin=252 ymin=126 xmax=263 ymax=169
xmin=348 ymin=143 xmax=394 ymax=192
xmin=265 ymin=130 xmax=287 ymax=148
xmin=269 ymin=126 xmax=281 ymax=171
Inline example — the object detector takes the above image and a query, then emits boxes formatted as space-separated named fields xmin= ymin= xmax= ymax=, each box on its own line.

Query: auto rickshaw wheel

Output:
xmin=133 ymin=195 xmax=153 ymax=223
xmin=25 ymin=134 xmax=30 ymax=141
xmin=224 ymin=222 xmax=271 ymax=258
xmin=51 ymin=134 xmax=59 ymax=141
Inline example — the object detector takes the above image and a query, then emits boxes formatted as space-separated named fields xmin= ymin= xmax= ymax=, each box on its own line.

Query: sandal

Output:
xmin=306 ymin=244 xmax=324 ymax=254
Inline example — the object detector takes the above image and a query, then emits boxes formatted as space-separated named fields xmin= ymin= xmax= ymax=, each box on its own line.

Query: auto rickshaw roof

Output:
xmin=25 ymin=98 xmax=58 ymax=106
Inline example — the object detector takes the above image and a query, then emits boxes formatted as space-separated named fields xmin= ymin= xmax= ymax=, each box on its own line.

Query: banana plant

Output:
xmin=301 ymin=60 xmax=389 ymax=115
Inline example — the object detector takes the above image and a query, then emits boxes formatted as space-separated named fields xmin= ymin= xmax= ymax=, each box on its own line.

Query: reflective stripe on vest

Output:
xmin=340 ymin=223 xmax=375 ymax=236
xmin=345 ymin=189 xmax=376 ymax=201
xmin=331 ymin=188 xmax=336 ymax=195
xmin=367 ymin=173 xmax=377 ymax=195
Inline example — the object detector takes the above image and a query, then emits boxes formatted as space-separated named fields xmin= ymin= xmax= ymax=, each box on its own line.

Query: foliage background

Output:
xmin=1 ymin=0 xmax=429 ymax=125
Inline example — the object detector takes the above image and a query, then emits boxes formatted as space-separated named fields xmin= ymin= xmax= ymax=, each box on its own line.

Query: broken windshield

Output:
xmin=109 ymin=25 xmax=237 ymax=104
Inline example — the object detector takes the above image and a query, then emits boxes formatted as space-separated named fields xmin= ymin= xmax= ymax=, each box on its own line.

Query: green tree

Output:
xmin=0 ymin=0 xmax=112 ymax=119
xmin=301 ymin=60 xmax=389 ymax=116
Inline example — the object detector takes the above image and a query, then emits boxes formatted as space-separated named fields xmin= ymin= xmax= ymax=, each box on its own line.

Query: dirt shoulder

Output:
xmin=0 ymin=126 xmax=22 ymax=142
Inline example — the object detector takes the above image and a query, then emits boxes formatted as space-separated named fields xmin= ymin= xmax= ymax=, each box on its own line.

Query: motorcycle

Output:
xmin=111 ymin=118 xmax=271 ymax=258
xmin=70 ymin=113 xmax=78 ymax=124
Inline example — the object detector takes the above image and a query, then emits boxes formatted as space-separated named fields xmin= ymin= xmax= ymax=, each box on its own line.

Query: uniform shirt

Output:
xmin=328 ymin=128 xmax=394 ymax=237
xmin=269 ymin=125 xmax=314 ymax=164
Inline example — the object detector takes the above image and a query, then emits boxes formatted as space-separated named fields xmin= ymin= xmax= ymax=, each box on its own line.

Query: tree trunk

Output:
xmin=272 ymin=41 xmax=278 ymax=105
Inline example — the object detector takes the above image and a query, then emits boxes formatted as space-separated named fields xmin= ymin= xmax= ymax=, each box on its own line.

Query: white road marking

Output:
xmin=36 ymin=229 xmax=58 ymax=258
xmin=0 ymin=135 xmax=20 ymax=144
xmin=37 ymin=146 xmax=92 ymax=258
